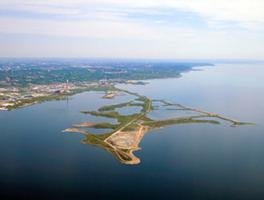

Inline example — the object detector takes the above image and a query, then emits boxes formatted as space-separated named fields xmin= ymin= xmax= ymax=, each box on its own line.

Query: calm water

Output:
xmin=1 ymin=64 xmax=264 ymax=200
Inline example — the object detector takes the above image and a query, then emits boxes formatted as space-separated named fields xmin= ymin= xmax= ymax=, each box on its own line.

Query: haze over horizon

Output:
xmin=0 ymin=0 xmax=263 ymax=59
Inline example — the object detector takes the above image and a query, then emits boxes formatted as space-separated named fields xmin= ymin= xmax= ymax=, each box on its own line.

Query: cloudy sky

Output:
xmin=0 ymin=0 xmax=263 ymax=59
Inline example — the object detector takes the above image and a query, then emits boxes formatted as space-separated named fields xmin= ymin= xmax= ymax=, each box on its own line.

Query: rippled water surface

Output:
xmin=1 ymin=64 xmax=264 ymax=200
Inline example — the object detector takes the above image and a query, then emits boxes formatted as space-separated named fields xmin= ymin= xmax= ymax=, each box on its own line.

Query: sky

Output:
xmin=0 ymin=0 xmax=263 ymax=59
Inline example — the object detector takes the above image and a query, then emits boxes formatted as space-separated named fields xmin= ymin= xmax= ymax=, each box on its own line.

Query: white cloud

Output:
xmin=0 ymin=0 xmax=264 ymax=23
xmin=0 ymin=0 xmax=263 ymax=58
xmin=1 ymin=0 xmax=264 ymax=25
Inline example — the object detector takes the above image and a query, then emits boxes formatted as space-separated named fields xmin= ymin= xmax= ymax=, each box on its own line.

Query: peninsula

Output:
xmin=63 ymin=86 xmax=253 ymax=165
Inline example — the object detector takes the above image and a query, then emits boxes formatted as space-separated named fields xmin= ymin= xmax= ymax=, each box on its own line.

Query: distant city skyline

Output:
xmin=0 ymin=0 xmax=263 ymax=59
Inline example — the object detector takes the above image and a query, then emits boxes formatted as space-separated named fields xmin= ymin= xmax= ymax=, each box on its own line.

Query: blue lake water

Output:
xmin=1 ymin=64 xmax=264 ymax=200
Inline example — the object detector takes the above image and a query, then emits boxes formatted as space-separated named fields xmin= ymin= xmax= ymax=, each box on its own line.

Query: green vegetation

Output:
xmin=82 ymin=111 xmax=120 ymax=119
xmin=6 ymin=94 xmax=66 ymax=110
xmin=0 ymin=59 xmax=212 ymax=87
xmin=64 ymin=87 xmax=253 ymax=165
xmin=2 ymin=84 xmax=117 ymax=111
xmin=143 ymin=117 xmax=220 ymax=128
xmin=82 ymin=133 xmax=134 ymax=163
xmin=91 ymin=123 xmax=118 ymax=129
xmin=98 ymin=102 xmax=133 ymax=112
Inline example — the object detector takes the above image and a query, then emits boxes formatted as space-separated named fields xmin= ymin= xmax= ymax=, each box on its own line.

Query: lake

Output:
xmin=1 ymin=63 xmax=264 ymax=200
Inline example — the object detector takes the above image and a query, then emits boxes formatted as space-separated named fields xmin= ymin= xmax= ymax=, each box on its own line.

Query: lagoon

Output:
xmin=1 ymin=63 xmax=264 ymax=199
